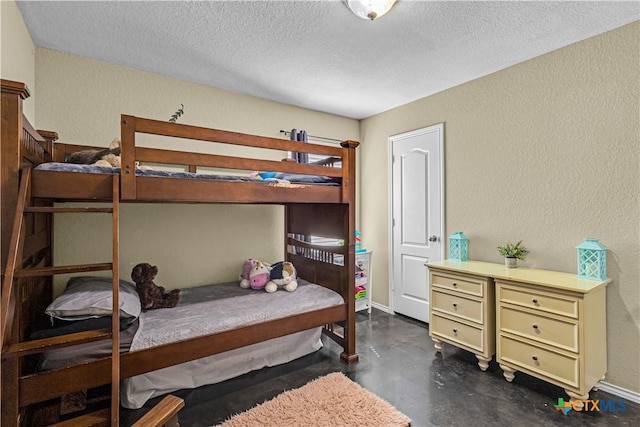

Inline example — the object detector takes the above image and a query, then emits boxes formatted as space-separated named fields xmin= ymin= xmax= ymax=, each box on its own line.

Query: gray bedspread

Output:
xmin=38 ymin=280 xmax=343 ymax=371
xmin=131 ymin=280 xmax=343 ymax=351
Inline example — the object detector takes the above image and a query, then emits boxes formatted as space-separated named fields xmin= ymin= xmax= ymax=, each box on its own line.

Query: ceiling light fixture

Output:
xmin=344 ymin=0 xmax=398 ymax=21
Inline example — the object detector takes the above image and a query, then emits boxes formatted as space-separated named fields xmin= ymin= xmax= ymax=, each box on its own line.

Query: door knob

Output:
xmin=428 ymin=235 xmax=438 ymax=242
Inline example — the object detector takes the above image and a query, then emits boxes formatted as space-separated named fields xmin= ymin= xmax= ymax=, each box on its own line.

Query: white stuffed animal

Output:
xmin=265 ymin=261 xmax=298 ymax=293
xmin=93 ymin=137 xmax=122 ymax=167
xmin=92 ymin=137 xmax=152 ymax=170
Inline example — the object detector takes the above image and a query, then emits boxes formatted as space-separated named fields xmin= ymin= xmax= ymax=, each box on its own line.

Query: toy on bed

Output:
xmin=247 ymin=260 xmax=271 ymax=291
xmin=131 ymin=263 xmax=180 ymax=310
xmin=239 ymin=258 xmax=270 ymax=290
xmin=249 ymin=170 xmax=291 ymax=184
xmin=238 ymin=258 xmax=256 ymax=289
xmin=265 ymin=261 xmax=298 ymax=293
xmin=64 ymin=137 xmax=151 ymax=169
xmin=65 ymin=137 xmax=122 ymax=167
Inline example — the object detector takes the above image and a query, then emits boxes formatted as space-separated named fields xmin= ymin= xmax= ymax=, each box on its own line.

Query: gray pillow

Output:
xmin=45 ymin=276 xmax=141 ymax=321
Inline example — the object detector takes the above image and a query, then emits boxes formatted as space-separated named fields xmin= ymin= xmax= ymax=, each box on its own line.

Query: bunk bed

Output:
xmin=0 ymin=79 xmax=360 ymax=426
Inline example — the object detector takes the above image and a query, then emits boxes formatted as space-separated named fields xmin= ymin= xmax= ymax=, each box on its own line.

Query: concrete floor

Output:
xmin=121 ymin=309 xmax=640 ymax=426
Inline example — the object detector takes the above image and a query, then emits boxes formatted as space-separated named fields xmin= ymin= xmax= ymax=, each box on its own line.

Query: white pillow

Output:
xmin=46 ymin=276 xmax=141 ymax=321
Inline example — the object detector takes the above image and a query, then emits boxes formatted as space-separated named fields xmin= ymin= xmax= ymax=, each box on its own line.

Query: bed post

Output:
xmin=1 ymin=81 xmax=57 ymax=426
xmin=340 ymin=140 xmax=360 ymax=363
xmin=1 ymin=80 xmax=30 ymax=274
xmin=0 ymin=81 xmax=27 ymax=427
xmin=37 ymin=130 xmax=58 ymax=163
xmin=120 ymin=114 xmax=137 ymax=200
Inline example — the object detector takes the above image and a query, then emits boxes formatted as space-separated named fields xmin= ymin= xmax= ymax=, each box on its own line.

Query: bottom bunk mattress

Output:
xmin=37 ymin=278 xmax=344 ymax=409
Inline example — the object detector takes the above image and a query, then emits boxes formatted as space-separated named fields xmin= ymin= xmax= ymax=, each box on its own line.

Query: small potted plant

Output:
xmin=497 ymin=240 xmax=528 ymax=268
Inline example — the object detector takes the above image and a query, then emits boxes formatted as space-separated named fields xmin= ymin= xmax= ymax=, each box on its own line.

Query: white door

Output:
xmin=390 ymin=124 xmax=444 ymax=323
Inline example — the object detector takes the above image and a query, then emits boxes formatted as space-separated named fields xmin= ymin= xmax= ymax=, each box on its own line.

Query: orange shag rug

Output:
xmin=215 ymin=372 xmax=411 ymax=427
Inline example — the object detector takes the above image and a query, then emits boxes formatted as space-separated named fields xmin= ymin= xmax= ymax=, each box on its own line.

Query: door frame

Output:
xmin=387 ymin=123 xmax=445 ymax=315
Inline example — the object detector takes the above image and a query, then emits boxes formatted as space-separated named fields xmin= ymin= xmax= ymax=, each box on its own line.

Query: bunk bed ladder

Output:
xmin=1 ymin=171 xmax=121 ymax=426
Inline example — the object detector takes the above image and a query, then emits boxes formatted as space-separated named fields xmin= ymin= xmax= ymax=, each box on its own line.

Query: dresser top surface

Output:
xmin=426 ymin=260 xmax=610 ymax=293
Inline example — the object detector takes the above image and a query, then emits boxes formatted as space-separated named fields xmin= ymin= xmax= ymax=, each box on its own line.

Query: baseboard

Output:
xmin=597 ymin=381 xmax=640 ymax=404
xmin=370 ymin=302 xmax=390 ymax=313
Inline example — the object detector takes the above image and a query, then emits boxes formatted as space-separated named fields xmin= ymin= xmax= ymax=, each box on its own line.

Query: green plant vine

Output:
xmin=169 ymin=104 xmax=184 ymax=123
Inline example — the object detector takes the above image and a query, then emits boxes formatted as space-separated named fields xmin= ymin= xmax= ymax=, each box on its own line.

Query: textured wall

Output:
xmin=34 ymin=49 xmax=359 ymax=292
xmin=0 ymin=0 xmax=36 ymax=123
xmin=11 ymin=2 xmax=639 ymax=394
xmin=360 ymin=22 xmax=639 ymax=392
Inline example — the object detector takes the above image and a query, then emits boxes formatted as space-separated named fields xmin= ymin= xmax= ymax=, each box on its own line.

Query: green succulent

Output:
xmin=497 ymin=240 xmax=528 ymax=260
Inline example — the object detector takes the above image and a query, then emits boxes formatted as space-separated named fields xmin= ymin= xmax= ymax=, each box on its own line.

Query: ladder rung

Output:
xmin=48 ymin=408 xmax=110 ymax=427
xmin=15 ymin=263 xmax=113 ymax=277
xmin=4 ymin=329 xmax=112 ymax=359
xmin=24 ymin=207 xmax=113 ymax=213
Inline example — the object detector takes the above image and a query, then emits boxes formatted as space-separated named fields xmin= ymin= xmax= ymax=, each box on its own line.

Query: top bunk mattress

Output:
xmin=34 ymin=163 xmax=340 ymax=186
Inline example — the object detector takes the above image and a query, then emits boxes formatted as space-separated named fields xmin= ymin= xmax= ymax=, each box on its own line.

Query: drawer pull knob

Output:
xmin=532 ymin=355 xmax=538 ymax=361
xmin=452 ymin=303 xmax=458 ymax=308
xmin=532 ymin=324 xmax=538 ymax=329
xmin=452 ymin=328 xmax=458 ymax=333
xmin=452 ymin=282 xmax=458 ymax=287
xmin=532 ymin=298 xmax=539 ymax=304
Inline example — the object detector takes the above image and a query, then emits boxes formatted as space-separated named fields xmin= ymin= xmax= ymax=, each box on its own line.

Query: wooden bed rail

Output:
xmin=134 ymin=146 xmax=343 ymax=177
xmin=18 ymin=305 xmax=347 ymax=407
xmin=123 ymin=115 xmax=355 ymax=154
xmin=119 ymin=114 xmax=358 ymax=200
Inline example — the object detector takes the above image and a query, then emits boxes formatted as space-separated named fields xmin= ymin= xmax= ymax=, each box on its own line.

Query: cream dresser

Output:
xmin=427 ymin=262 xmax=495 ymax=371
xmin=426 ymin=260 xmax=610 ymax=402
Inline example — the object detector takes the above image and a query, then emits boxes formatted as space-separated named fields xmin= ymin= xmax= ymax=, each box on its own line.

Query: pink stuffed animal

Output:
xmin=248 ymin=260 xmax=271 ymax=291
xmin=239 ymin=258 xmax=256 ymax=289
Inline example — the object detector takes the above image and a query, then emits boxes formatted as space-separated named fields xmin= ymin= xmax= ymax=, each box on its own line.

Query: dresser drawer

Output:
xmin=499 ymin=285 xmax=578 ymax=319
xmin=499 ymin=306 xmax=578 ymax=352
xmin=499 ymin=335 xmax=579 ymax=389
xmin=432 ymin=290 xmax=483 ymax=324
xmin=431 ymin=314 xmax=483 ymax=353
xmin=431 ymin=272 xmax=483 ymax=297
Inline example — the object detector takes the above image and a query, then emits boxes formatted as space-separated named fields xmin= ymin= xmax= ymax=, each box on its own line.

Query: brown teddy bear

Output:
xmin=131 ymin=263 xmax=180 ymax=310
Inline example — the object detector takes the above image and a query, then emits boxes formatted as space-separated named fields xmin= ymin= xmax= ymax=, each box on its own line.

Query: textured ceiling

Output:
xmin=17 ymin=1 xmax=640 ymax=119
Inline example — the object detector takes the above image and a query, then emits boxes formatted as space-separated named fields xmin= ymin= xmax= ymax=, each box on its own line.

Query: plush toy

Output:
xmin=66 ymin=137 xmax=122 ymax=167
xmin=265 ymin=261 xmax=298 ymax=293
xmin=248 ymin=260 xmax=271 ymax=291
xmin=131 ymin=263 xmax=180 ymax=310
xmin=93 ymin=138 xmax=122 ymax=167
xmin=65 ymin=137 xmax=151 ymax=169
xmin=239 ymin=258 xmax=256 ymax=288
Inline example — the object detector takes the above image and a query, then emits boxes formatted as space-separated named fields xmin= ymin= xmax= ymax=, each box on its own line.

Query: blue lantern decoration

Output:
xmin=448 ymin=231 xmax=469 ymax=261
xmin=577 ymin=238 xmax=607 ymax=281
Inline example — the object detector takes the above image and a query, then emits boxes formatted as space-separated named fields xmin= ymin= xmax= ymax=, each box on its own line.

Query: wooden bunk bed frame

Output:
xmin=1 ymin=79 xmax=360 ymax=426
